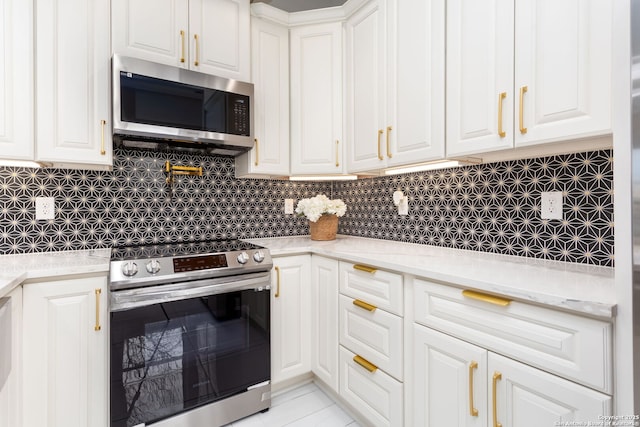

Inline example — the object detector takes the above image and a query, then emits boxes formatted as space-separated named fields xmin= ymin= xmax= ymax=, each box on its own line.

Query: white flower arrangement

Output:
xmin=295 ymin=194 xmax=347 ymax=223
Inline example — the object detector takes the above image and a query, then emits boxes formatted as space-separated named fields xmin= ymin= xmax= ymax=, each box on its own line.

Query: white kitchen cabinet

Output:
xmin=290 ymin=22 xmax=344 ymax=175
xmin=413 ymin=324 xmax=611 ymax=427
xmin=310 ymin=256 xmax=339 ymax=392
xmin=446 ymin=0 xmax=612 ymax=157
xmin=0 ymin=287 xmax=22 ymax=427
xmin=112 ymin=0 xmax=250 ymax=82
xmin=36 ymin=0 xmax=113 ymax=170
xmin=271 ymin=255 xmax=311 ymax=387
xmin=22 ymin=275 xmax=108 ymax=427
xmin=0 ymin=0 xmax=33 ymax=161
xmin=346 ymin=0 xmax=445 ymax=173
xmin=235 ymin=17 xmax=289 ymax=177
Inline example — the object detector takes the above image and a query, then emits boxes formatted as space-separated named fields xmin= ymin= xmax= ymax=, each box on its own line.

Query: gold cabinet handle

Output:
xmin=254 ymin=138 xmax=259 ymax=166
xmin=353 ymin=299 xmax=377 ymax=312
xmin=469 ymin=361 xmax=479 ymax=417
xmin=498 ymin=92 xmax=506 ymax=138
xmin=180 ymin=30 xmax=186 ymax=63
xmin=100 ymin=119 xmax=106 ymax=155
xmin=377 ymin=129 xmax=384 ymax=160
xmin=194 ymin=34 xmax=200 ymax=66
xmin=94 ymin=289 xmax=102 ymax=331
xmin=462 ymin=290 xmax=511 ymax=306
xmin=274 ymin=266 xmax=280 ymax=298
xmin=353 ymin=264 xmax=377 ymax=274
xmin=519 ymin=85 xmax=528 ymax=134
xmin=493 ymin=371 xmax=502 ymax=427
xmin=335 ymin=140 xmax=340 ymax=167
xmin=353 ymin=355 xmax=378 ymax=373
xmin=386 ymin=126 xmax=392 ymax=158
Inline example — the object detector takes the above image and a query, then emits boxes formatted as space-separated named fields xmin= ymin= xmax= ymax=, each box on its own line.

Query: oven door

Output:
xmin=109 ymin=272 xmax=270 ymax=427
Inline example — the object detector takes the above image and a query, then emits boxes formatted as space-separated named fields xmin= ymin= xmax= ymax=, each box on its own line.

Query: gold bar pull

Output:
xmin=519 ymin=85 xmax=528 ymax=134
xmin=353 ymin=264 xmax=377 ymax=274
xmin=180 ymin=30 xmax=186 ymax=63
xmin=493 ymin=371 xmax=502 ymax=427
xmin=462 ymin=290 xmax=511 ymax=307
xmin=100 ymin=119 xmax=106 ymax=155
xmin=274 ymin=266 xmax=281 ymax=298
xmin=254 ymin=138 xmax=259 ymax=166
xmin=94 ymin=289 xmax=102 ymax=331
xmin=353 ymin=299 xmax=377 ymax=312
xmin=498 ymin=92 xmax=506 ymax=138
xmin=194 ymin=34 xmax=200 ymax=66
xmin=335 ymin=140 xmax=340 ymax=167
xmin=386 ymin=126 xmax=392 ymax=158
xmin=377 ymin=129 xmax=384 ymax=160
xmin=469 ymin=361 xmax=479 ymax=416
xmin=353 ymin=355 xmax=378 ymax=373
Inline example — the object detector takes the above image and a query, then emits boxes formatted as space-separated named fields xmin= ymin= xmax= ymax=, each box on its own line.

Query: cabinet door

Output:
xmin=310 ymin=256 xmax=339 ymax=392
xmin=489 ymin=352 xmax=611 ymax=427
xmin=290 ymin=22 xmax=344 ymax=175
xmin=271 ymin=255 xmax=311 ymax=386
xmin=346 ymin=0 xmax=388 ymax=173
xmin=446 ymin=0 xmax=514 ymax=157
xmin=0 ymin=287 xmax=22 ymax=427
xmin=0 ymin=0 xmax=33 ymax=161
xmin=235 ymin=17 xmax=289 ymax=177
xmin=413 ymin=324 xmax=487 ymax=427
xmin=189 ymin=0 xmax=250 ymax=81
xmin=23 ymin=276 xmax=108 ymax=427
xmin=514 ymin=0 xmax=612 ymax=146
xmin=386 ymin=0 xmax=445 ymax=166
xmin=111 ymin=0 xmax=189 ymax=67
xmin=36 ymin=0 xmax=112 ymax=169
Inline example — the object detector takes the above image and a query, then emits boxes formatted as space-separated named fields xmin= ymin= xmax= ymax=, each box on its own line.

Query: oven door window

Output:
xmin=110 ymin=289 xmax=270 ymax=427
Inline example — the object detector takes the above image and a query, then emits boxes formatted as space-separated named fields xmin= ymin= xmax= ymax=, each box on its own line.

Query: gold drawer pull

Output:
xmin=386 ymin=126 xmax=392 ymax=158
xmin=377 ymin=129 xmax=384 ymax=160
xmin=469 ymin=361 xmax=479 ymax=416
xmin=498 ymin=92 xmax=507 ymax=138
xmin=353 ymin=299 xmax=377 ymax=312
xmin=519 ymin=85 xmax=528 ymax=134
xmin=180 ymin=30 xmax=186 ymax=63
xmin=274 ymin=266 xmax=281 ymax=298
xmin=353 ymin=264 xmax=377 ymax=274
xmin=94 ymin=289 xmax=102 ymax=331
xmin=462 ymin=290 xmax=511 ymax=306
xmin=353 ymin=355 xmax=378 ymax=373
xmin=493 ymin=371 xmax=502 ymax=427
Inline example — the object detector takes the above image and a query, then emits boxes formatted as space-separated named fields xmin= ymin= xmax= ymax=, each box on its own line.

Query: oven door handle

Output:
xmin=110 ymin=271 xmax=271 ymax=312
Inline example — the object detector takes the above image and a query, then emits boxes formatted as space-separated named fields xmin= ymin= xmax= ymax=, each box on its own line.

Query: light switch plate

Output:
xmin=284 ymin=199 xmax=294 ymax=215
xmin=541 ymin=191 xmax=563 ymax=220
xmin=35 ymin=197 xmax=55 ymax=220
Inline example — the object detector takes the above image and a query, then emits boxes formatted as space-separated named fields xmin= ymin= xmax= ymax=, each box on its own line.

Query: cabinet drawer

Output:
xmin=339 ymin=294 xmax=403 ymax=381
xmin=339 ymin=262 xmax=403 ymax=316
xmin=339 ymin=346 xmax=403 ymax=427
xmin=413 ymin=279 xmax=613 ymax=393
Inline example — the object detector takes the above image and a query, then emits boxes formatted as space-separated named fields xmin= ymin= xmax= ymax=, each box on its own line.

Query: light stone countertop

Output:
xmin=0 ymin=248 xmax=111 ymax=298
xmin=247 ymin=235 xmax=616 ymax=319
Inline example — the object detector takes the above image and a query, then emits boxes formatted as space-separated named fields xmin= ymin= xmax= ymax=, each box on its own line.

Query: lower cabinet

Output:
xmin=22 ymin=275 xmax=108 ymax=427
xmin=413 ymin=316 xmax=612 ymax=427
xmin=0 ymin=286 xmax=22 ymax=427
xmin=271 ymin=255 xmax=311 ymax=387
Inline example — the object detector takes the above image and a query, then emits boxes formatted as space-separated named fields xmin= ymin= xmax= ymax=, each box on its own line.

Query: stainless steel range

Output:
xmin=108 ymin=240 xmax=273 ymax=427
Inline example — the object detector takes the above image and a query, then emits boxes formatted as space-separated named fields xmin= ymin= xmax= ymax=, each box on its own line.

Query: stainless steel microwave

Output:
xmin=112 ymin=55 xmax=254 ymax=156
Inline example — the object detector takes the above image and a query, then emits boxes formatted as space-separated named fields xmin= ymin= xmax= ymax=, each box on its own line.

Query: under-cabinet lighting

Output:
xmin=384 ymin=159 xmax=480 ymax=175
xmin=289 ymin=175 xmax=358 ymax=181
xmin=0 ymin=160 xmax=48 ymax=169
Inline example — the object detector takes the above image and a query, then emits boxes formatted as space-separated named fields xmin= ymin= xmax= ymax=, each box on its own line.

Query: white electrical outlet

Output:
xmin=284 ymin=199 xmax=294 ymax=214
xmin=35 ymin=197 xmax=55 ymax=220
xmin=541 ymin=191 xmax=563 ymax=220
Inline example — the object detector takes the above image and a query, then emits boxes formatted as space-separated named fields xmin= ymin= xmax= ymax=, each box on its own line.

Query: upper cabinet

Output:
xmin=235 ymin=16 xmax=290 ymax=177
xmin=0 ymin=0 xmax=33 ymax=161
xmin=112 ymin=0 xmax=250 ymax=82
xmin=346 ymin=0 xmax=445 ymax=174
xmin=36 ymin=0 xmax=113 ymax=170
xmin=446 ymin=0 xmax=612 ymax=158
xmin=290 ymin=22 xmax=344 ymax=175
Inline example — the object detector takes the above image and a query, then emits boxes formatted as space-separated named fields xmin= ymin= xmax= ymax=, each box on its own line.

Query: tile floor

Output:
xmin=224 ymin=382 xmax=362 ymax=427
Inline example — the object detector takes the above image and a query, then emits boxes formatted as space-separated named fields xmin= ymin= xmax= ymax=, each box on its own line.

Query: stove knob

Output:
xmin=146 ymin=259 xmax=161 ymax=275
xmin=121 ymin=261 xmax=138 ymax=277
xmin=253 ymin=250 xmax=265 ymax=263
xmin=237 ymin=252 xmax=250 ymax=265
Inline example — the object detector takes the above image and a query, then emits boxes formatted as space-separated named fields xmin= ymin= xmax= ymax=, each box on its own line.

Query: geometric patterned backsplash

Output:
xmin=0 ymin=148 xmax=613 ymax=266
xmin=334 ymin=149 xmax=614 ymax=267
